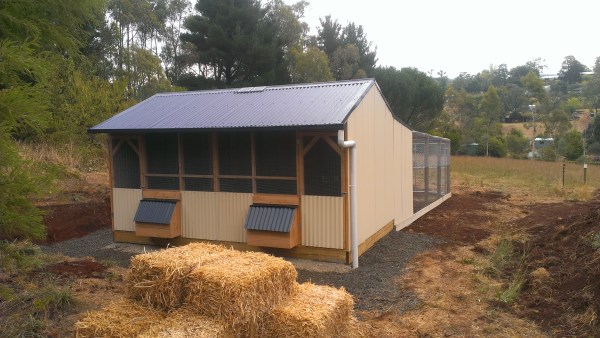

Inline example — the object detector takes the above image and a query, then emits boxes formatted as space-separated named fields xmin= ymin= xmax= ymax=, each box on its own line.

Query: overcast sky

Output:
xmin=286 ymin=0 xmax=599 ymax=78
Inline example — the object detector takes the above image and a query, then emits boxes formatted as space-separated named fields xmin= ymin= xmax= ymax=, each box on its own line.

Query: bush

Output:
xmin=0 ymin=136 xmax=54 ymax=240
xmin=505 ymin=129 xmax=529 ymax=158
xmin=487 ymin=137 xmax=507 ymax=157
xmin=558 ymin=130 xmax=584 ymax=161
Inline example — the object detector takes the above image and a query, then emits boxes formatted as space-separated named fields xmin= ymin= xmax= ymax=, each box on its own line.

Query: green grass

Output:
xmin=452 ymin=156 xmax=600 ymax=201
xmin=0 ymin=242 xmax=78 ymax=337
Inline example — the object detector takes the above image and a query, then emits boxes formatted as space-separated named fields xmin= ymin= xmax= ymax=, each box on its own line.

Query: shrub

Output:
xmin=0 ymin=136 xmax=53 ymax=240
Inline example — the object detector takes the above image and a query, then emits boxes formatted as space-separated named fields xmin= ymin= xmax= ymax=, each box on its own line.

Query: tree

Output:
xmin=544 ymin=110 xmax=571 ymax=139
xmin=505 ymin=129 xmax=529 ymax=158
xmin=287 ymin=46 xmax=333 ymax=83
xmin=0 ymin=0 xmax=104 ymax=239
xmin=583 ymin=56 xmax=600 ymax=113
xmin=373 ymin=66 xmax=444 ymax=131
xmin=558 ymin=55 xmax=589 ymax=84
xmin=330 ymin=44 xmax=363 ymax=80
xmin=181 ymin=0 xmax=283 ymax=86
xmin=479 ymin=85 xmax=501 ymax=156
xmin=558 ymin=129 xmax=584 ymax=160
xmin=316 ymin=15 xmax=341 ymax=58
xmin=161 ymin=0 xmax=191 ymax=84
xmin=497 ymin=83 xmax=528 ymax=116
xmin=341 ymin=22 xmax=377 ymax=76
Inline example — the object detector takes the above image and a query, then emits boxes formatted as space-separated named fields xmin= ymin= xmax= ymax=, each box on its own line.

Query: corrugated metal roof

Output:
xmin=244 ymin=206 xmax=296 ymax=233
xmin=90 ymin=79 xmax=376 ymax=133
xmin=134 ymin=199 xmax=176 ymax=225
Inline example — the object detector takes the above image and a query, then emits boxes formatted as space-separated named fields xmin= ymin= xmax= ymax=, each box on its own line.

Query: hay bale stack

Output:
xmin=184 ymin=250 xmax=297 ymax=329
xmin=138 ymin=308 xmax=233 ymax=338
xmin=259 ymin=282 xmax=356 ymax=338
xmin=75 ymin=299 xmax=165 ymax=338
xmin=126 ymin=243 xmax=226 ymax=309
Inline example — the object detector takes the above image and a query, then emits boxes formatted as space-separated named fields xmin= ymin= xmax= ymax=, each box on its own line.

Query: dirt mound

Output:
xmin=408 ymin=191 xmax=509 ymax=244
xmin=40 ymin=194 xmax=111 ymax=244
xmin=518 ymin=205 xmax=600 ymax=337
xmin=46 ymin=259 xmax=107 ymax=278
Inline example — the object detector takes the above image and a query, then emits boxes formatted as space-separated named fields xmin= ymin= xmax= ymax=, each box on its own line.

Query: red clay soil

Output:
xmin=408 ymin=190 xmax=508 ymax=244
xmin=46 ymin=259 xmax=107 ymax=279
xmin=40 ymin=194 xmax=111 ymax=244
xmin=516 ymin=202 xmax=600 ymax=337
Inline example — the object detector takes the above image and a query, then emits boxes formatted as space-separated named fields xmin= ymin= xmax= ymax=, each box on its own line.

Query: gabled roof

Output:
xmin=90 ymin=79 xmax=376 ymax=133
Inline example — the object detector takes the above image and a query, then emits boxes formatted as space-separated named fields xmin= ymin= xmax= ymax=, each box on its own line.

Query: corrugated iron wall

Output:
xmin=113 ymin=188 xmax=142 ymax=231
xmin=346 ymin=86 xmax=398 ymax=244
xmin=301 ymin=195 xmax=344 ymax=249
xmin=181 ymin=191 xmax=252 ymax=243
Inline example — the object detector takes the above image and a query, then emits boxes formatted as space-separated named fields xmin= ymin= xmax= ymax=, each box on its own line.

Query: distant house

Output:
xmin=90 ymin=79 xmax=451 ymax=266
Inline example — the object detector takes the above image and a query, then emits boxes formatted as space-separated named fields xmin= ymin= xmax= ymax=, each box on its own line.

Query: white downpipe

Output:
xmin=337 ymin=130 xmax=358 ymax=268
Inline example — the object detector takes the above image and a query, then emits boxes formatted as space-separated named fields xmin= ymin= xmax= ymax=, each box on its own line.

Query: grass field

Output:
xmin=451 ymin=156 xmax=599 ymax=201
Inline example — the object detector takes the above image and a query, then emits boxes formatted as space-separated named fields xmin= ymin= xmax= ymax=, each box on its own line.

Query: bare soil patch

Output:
xmin=39 ymin=193 xmax=111 ymax=244
xmin=46 ymin=259 xmax=107 ymax=279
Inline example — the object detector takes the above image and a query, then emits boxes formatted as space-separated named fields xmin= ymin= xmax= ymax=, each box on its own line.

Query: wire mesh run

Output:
xmin=413 ymin=132 xmax=451 ymax=213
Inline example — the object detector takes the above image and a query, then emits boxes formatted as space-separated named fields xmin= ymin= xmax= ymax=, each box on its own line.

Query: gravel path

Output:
xmin=42 ymin=227 xmax=444 ymax=314
xmin=41 ymin=228 xmax=145 ymax=267
xmin=297 ymin=231 xmax=445 ymax=313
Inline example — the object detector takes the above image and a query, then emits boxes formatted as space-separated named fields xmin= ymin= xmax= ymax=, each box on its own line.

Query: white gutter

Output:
xmin=337 ymin=130 xmax=358 ymax=269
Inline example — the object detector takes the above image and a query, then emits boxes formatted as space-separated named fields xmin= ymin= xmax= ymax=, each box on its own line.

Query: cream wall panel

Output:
xmin=394 ymin=122 xmax=413 ymax=225
xmin=181 ymin=191 xmax=219 ymax=240
xmin=113 ymin=188 xmax=142 ymax=231
xmin=216 ymin=192 xmax=252 ymax=243
xmin=347 ymin=86 xmax=398 ymax=244
xmin=301 ymin=195 xmax=344 ymax=249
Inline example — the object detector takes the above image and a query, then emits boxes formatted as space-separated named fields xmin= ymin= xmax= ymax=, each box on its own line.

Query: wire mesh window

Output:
xmin=184 ymin=177 xmax=213 ymax=191
xmin=147 ymin=176 xmax=180 ymax=190
xmin=255 ymin=131 xmax=296 ymax=177
xmin=219 ymin=178 xmax=252 ymax=193
xmin=112 ymin=138 xmax=140 ymax=188
xmin=413 ymin=132 xmax=451 ymax=213
xmin=218 ymin=132 xmax=251 ymax=176
xmin=254 ymin=131 xmax=297 ymax=194
xmin=304 ymin=136 xmax=341 ymax=196
xmin=182 ymin=133 xmax=212 ymax=175
xmin=146 ymin=134 xmax=179 ymax=174
xmin=256 ymin=179 xmax=297 ymax=195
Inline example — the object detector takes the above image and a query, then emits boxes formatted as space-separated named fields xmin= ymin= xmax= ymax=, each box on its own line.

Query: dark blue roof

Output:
xmin=90 ymin=79 xmax=376 ymax=133
xmin=134 ymin=200 xmax=176 ymax=225
xmin=244 ymin=206 xmax=296 ymax=233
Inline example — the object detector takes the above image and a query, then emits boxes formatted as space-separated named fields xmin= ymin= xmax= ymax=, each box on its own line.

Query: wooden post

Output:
xmin=424 ymin=136 xmax=429 ymax=206
xmin=437 ymin=140 xmax=442 ymax=198
xmin=212 ymin=132 xmax=219 ymax=192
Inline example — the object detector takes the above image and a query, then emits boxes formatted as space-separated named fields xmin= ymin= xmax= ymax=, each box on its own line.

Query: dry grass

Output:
xmin=361 ymin=247 xmax=546 ymax=337
xmin=452 ymin=156 xmax=600 ymax=202
xmin=259 ymin=282 xmax=357 ymax=338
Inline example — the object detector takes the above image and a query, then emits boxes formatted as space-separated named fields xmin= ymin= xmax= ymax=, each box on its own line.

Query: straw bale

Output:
xmin=126 ymin=243 xmax=227 ymax=309
xmin=259 ymin=282 xmax=356 ymax=338
xmin=75 ymin=298 xmax=165 ymax=338
xmin=184 ymin=250 xmax=297 ymax=328
xmin=138 ymin=308 xmax=234 ymax=338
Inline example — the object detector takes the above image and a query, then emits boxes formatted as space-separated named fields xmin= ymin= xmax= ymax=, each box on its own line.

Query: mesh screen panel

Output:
xmin=146 ymin=134 xmax=179 ymax=174
xmin=184 ymin=177 xmax=213 ymax=191
xmin=147 ymin=176 xmax=179 ymax=190
xmin=183 ymin=133 xmax=212 ymax=175
xmin=255 ymin=131 xmax=296 ymax=177
xmin=256 ymin=179 xmax=297 ymax=195
xmin=219 ymin=178 xmax=252 ymax=193
xmin=304 ymin=137 xmax=341 ymax=196
xmin=113 ymin=140 xmax=140 ymax=188
xmin=412 ymin=132 xmax=451 ymax=213
xmin=218 ymin=132 xmax=251 ymax=175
